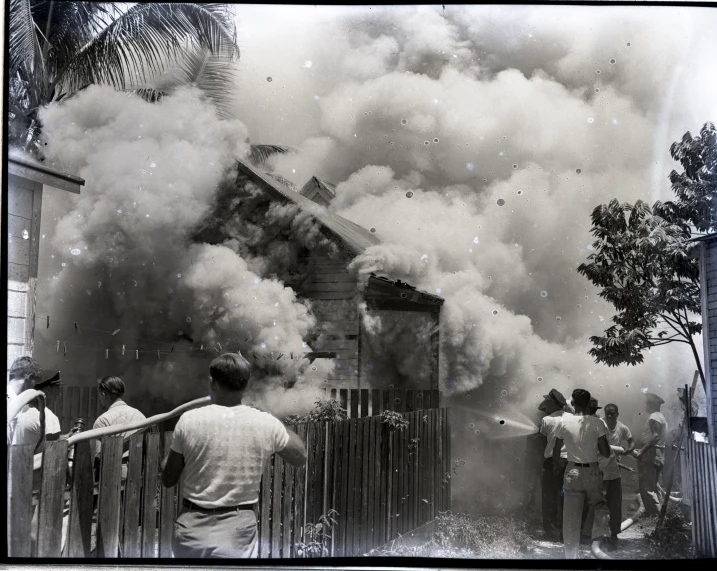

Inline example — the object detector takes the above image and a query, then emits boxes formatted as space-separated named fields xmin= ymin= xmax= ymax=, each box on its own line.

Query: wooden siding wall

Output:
xmin=7 ymin=173 xmax=43 ymax=368
xmin=301 ymin=253 xmax=360 ymax=386
xmin=701 ymin=240 xmax=717 ymax=444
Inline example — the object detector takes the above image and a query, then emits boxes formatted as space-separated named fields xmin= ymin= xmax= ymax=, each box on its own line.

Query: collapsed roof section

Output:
xmin=235 ymin=159 xmax=444 ymax=309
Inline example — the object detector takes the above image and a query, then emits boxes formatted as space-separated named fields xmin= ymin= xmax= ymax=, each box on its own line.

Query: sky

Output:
xmin=30 ymin=3 xmax=717 ymax=515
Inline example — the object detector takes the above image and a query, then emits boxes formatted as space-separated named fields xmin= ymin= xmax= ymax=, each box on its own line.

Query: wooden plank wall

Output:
xmin=324 ymin=387 xmax=441 ymax=417
xmin=300 ymin=253 xmax=359 ymax=385
xmin=14 ymin=410 xmax=451 ymax=559
xmin=44 ymin=385 xmax=104 ymax=434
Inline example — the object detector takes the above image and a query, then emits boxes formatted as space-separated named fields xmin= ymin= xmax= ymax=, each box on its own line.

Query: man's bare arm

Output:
xmin=598 ymin=434 xmax=610 ymax=458
xmin=277 ymin=429 xmax=307 ymax=467
xmin=161 ymin=449 xmax=185 ymax=488
xmin=623 ymin=436 xmax=635 ymax=455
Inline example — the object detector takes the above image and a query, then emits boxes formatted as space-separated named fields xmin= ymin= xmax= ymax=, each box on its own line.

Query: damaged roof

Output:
xmin=237 ymin=159 xmax=380 ymax=256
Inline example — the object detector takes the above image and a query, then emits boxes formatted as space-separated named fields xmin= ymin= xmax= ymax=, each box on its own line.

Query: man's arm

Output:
xmin=552 ymin=437 xmax=563 ymax=474
xmin=598 ymin=434 xmax=610 ymax=458
xmin=635 ymin=420 xmax=660 ymax=458
xmin=277 ymin=428 xmax=307 ymax=467
xmin=622 ymin=436 xmax=635 ymax=455
xmin=161 ymin=449 xmax=185 ymax=488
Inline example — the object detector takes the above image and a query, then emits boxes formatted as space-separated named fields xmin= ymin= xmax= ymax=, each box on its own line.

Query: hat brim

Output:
xmin=35 ymin=370 xmax=61 ymax=388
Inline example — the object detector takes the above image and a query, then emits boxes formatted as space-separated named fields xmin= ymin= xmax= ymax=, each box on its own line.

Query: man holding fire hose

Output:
xmin=160 ymin=352 xmax=307 ymax=558
xmin=632 ymin=392 xmax=668 ymax=515
xmin=552 ymin=388 xmax=611 ymax=559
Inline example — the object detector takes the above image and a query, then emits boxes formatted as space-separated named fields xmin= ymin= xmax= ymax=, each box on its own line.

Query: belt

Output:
xmin=570 ymin=462 xmax=598 ymax=467
xmin=182 ymin=498 xmax=256 ymax=513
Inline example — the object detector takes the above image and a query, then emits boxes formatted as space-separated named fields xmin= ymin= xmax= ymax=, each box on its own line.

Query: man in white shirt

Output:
xmin=553 ymin=388 xmax=611 ymax=559
xmin=161 ymin=352 xmax=307 ymax=558
xmin=538 ymin=388 xmax=570 ymax=541
xmin=633 ymin=392 xmax=668 ymax=515
xmin=581 ymin=401 xmax=635 ymax=547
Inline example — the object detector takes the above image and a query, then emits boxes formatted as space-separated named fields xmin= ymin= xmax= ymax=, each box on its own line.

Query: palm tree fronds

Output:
xmin=249 ymin=144 xmax=295 ymax=167
xmin=58 ymin=3 xmax=239 ymax=95
xmin=10 ymin=0 xmax=38 ymax=71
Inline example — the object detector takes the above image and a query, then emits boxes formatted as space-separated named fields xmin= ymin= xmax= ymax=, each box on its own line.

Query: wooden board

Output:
xmin=360 ymin=418 xmax=371 ymax=554
xmin=282 ymin=448 xmax=295 ymax=558
xmin=8 ymin=444 xmax=35 ymax=557
xmin=292 ymin=424 xmax=307 ymax=558
xmin=259 ymin=456 xmax=273 ymax=558
xmin=351 ymin=418 xmax=363 ymax=556
xmin=122 ymin=433 xmax=144 ymax=557
xmin=372 ymin=389 xmax=382 ymax=416
xmin=339 ymin=389 xmax=348 ymax=413
xmin=67 ymin=441 xmax=94 ymax=557
xmin=158 ymin=432 xmax=175 ymax=558
xmin=344 ymin=420 xmax=357 ymax=555
xmin=271 ymin=453 xmax=284 ymax=558
xmin=360 ymin=389 xmax=369 ymax=418
xmin=96 ymin=436 xmax=123 ymax=558
xmin=350 ymin=389 xmax=359 ymax=419
xmin=141 ymin=433 xmax=160 ymax=557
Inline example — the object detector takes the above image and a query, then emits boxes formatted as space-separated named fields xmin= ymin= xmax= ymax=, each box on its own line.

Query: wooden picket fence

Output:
xmin=323 ymin=388 xmax=440 ymax=418
xmin=7 ymin=408 xmax=451 ymax=558
xmin=686 ymin=438 xmax=717 ymax=558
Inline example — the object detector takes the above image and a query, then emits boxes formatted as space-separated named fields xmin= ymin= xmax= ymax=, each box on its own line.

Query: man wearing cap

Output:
xmin=553 ymin=388 xmax=611 ymax=559
xmin=581 ymin=401 xmax=634 ymax=547
xmin=7 ymin=356 xmax=62 ymax=450
xmin=538 ymin=388 xmax=571 ymax=541
xmin=633 ymin=393 xmax=668 ymax=515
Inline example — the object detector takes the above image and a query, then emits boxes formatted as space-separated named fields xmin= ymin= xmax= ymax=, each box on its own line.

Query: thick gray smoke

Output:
xmin=34 ymin=85 xmax=330 ymax=418
xmin=228 ymin=4 xmax=717 ymax=513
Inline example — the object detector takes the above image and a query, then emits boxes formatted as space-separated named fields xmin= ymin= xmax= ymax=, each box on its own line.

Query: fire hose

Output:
xmin=67 ymin=396 xmax=211 ymax=446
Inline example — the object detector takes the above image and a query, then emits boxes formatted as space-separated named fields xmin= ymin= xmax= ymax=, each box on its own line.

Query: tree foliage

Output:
xmin=8 ymin=1 xmax=238 ymax=157
xmin=578 ymin=122 xmax=717 ymax=387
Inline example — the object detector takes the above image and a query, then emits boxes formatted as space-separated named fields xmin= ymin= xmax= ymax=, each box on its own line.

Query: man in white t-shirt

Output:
xmin=161 ymin=352 xmax=307 ymax=558
xmin=581 ymin=401 xmax=635 ymax=547
xmin=633 ymin=392 xmax=668 ymax=515
xmin=538 ymin=388 xmax=570 ymax=541
xmin=553 ymin=389 xmax=611 ymax=559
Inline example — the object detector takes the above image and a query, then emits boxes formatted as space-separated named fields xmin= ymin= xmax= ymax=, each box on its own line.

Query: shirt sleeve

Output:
xmin=596 ymin=418 xmax=608 ymax=437
xmin=12 ymin=409 xmax=41 ymax=446
xmin=272 ymin=417 xmax=290 ymax=452
xmin=622 ymin=424 xmax=633 ymax=441
xmin=539 ymin=418 xmax=548 ymax=436
xmin=554 ymin=418 xmax=564 ymax=440
xmin=170 ymin=413 xmax=185 ymax=455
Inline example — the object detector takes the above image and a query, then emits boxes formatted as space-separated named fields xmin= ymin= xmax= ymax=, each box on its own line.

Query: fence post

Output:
xmin=122 ymin=432 xmax=144 ymax=557
xmin=141 ymin=433 xmax=160 ymax=557
xmin=66 ymin=441 xmax=94 ymax=557
xmin=37 ymin=439 xmax=69 ymax=557
xmin=8 ymin=444 xmax=35 ymax=557
xmin=96 ymin=436 xmax=123 ymax=557
xmin=158 ymin=432 xmax=175 ymax=558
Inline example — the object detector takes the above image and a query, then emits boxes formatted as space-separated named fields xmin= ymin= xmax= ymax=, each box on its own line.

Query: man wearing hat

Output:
xmin=633 ymin=392 xmax=668 ymax=515
xmin=538 ymin=388 xmax=571 ymax=541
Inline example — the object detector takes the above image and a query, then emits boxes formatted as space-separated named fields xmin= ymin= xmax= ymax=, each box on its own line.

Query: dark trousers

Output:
xmin=542 ymin=457 xmax=567 ymax=538
xmin=582 ymin=477 xmax=623 ymax=539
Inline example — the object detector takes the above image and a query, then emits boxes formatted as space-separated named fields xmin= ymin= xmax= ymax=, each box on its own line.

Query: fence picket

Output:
xmin=350 ymin=389 xmax=359 ymax=419
xmin=360 ymin=418 xmax=371 ymax=554
xmin=271 ymin=453 xmax=284 ymax=558
xmin=283 ymin=448 xmax=295 ymax=558
xmin=88 ymin=389 xmax=98 ymax=428
xmin=360 ymin=389 xmax=369 ymax=418
xmin=259 ymin=450 xmax=272 ymax=557
xmin=8 ymin=444 xmax=35 ymax=557
xmin=67 ymin=441 xmax=93 ymax=557
xmin=36 ymin=440 xmax=69 ymax=557
xmin=97 ymin=436 xmax=123 ymax=558
xmin=122 ymin=433 xmax=144 ymax=557
xmin=328 ymin=421 xmax=341 ymax=557
xmin=372 ymin=389 xmax=382 ymax=415
xmin=339 ymin=389 xmax=348 ymax=414
xmin=366 ymin=416 xmax=377 ymax=552
xmin=158 ymin=432 xmax=175 ymax=558
xmin=337 ymin=418 xmax=351 ymax=556
xmin=141 ymin=433 xmax=160 ymax=557
xmin=292 ymin=423 xmax=307 ymax=558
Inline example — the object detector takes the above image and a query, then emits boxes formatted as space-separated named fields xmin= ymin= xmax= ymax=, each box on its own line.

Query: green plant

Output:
xmin=284 ymin=399 xmax=348 ymax=425
xmin=646 ymin=511 xmax=694 ymax=559
xmin=296 ymin=509 xmax=338 ymax=558
xmin=381 ymin=410 xmax=409 ymax=431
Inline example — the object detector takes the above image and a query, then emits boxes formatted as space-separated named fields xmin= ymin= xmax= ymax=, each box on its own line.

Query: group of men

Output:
xmin=8 ymin=352 xmax=307 ymax=558
xmin=537 ymin=386 xmax=668 ymax=558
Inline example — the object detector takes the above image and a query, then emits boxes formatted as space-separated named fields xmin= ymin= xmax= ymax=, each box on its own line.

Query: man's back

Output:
xmin=641 ymin=411 xmax=667 ymax=462
xmin=171 ymin=404 xmax=289 ymax=508
xmin=541 ymin=410 xmax=571 ymax=458
xmin=556 ymin=414 xmax=607 ymax=464
xmin=12 ymin=406 xmax=61 ymax=445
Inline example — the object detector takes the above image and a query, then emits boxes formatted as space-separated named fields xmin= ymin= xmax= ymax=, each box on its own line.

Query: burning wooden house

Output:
xmin=194 ymin=159 xmax=443 ymax=391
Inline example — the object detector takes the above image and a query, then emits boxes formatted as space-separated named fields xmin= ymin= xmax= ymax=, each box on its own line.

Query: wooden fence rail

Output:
xmin=42 ymin=386 xmax=442 ymax=430
xmin=8 ymin=408 xmax=451 ymax=559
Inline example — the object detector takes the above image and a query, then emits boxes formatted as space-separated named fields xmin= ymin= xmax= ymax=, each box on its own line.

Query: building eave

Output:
xmin=8 ymin=153 xmax=84 ymax=194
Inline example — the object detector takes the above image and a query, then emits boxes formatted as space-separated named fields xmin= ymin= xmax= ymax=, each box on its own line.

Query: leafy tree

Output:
xmin=578 ymin=122 xmax=717 ymax=389
xmin=8 ymin=0 xmax=238 ymax=157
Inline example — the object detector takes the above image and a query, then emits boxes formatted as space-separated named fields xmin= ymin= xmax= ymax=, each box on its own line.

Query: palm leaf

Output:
xmin=56 ymin=3 xmax=239 ymax=95
xmin=9 ymin=0 xmax=37 ymax=71
xmin=248 ymin=144 xmax=294 ymax=167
